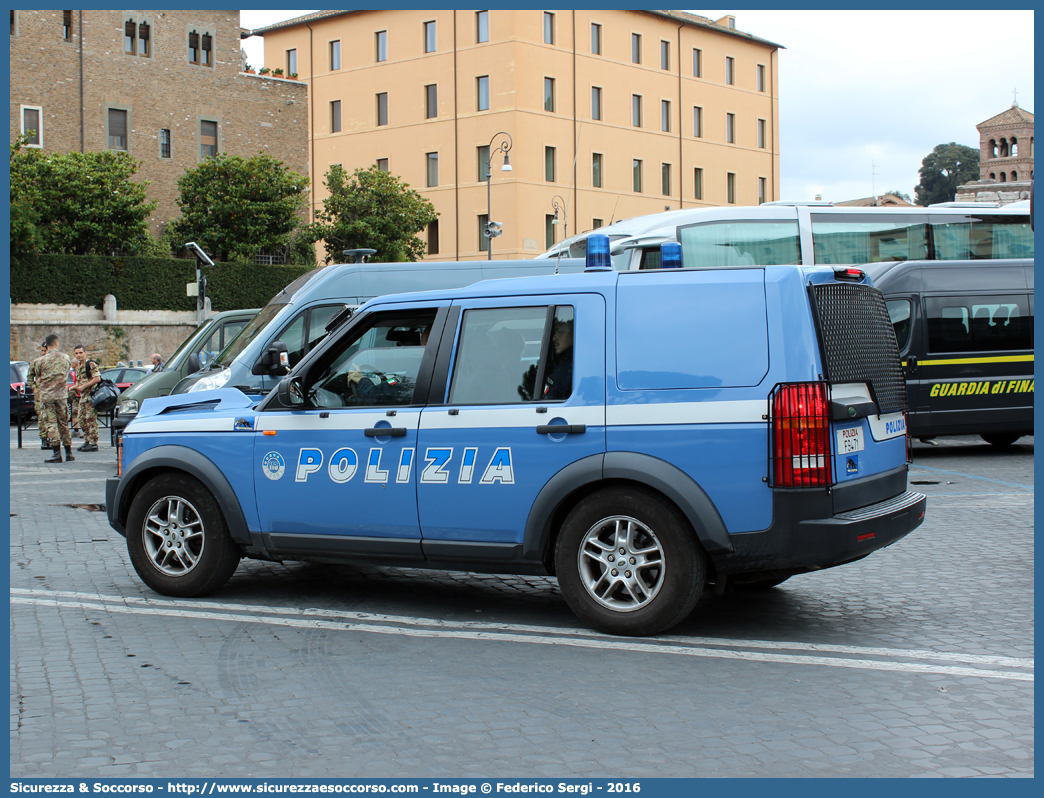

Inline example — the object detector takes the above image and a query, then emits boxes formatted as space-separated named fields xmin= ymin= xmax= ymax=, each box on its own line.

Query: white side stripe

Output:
xmin=420 ymin=406 xmax=604 ymax=430
xmin=127 ymin=417 xmax=235 ymax=433
xmin=607 ymin=400 xmax=765 ymax=426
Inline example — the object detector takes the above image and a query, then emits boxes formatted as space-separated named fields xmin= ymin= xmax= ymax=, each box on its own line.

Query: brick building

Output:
xmin=10 ymin=9 xmax=309 ymax=240
xmin=955 ymin=101 xmax=1033 ymax=205
xmin=252 ymin=9 xmax=781 ymax=261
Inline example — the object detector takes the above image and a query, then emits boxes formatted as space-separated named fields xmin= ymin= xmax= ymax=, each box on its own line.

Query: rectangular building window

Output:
xmin=376 ymin=158 xmax=389 ymax=172
xmin=631 ymin=33 xmax=641 ymax=64
xmin=159 ymin=128 xmax=171 ymax=159
xmin=725 ymin=56 xmax=735 ymax=85
xmin=660 ymin=40 xmax=670 ymax=70
xmin=694 ymin=167 xmax=703 ymax=200
xmin=477 ymin=145 xmax=490 ymax=182
xmin=426 ymin=152 xmax=438 ymax=187
xmin=425 ymin=84 xmax=438 ymax=119
xmin=726 ymin=113 xmax=735 ymax=144
xmin=545 ymin=146 xmax=556 ymax=182
xmin=188 ymin=30 xmax=199 ymax=64
xmin=201 ymin=33 xmax=212 ymax=66
xmin=693 ymin=106 xmax=703 ymax=138
xmin=200 ymin=119 xmax=217 ymax=158
xmin=427 ymin=220 xmax=439 ymax=255
xmin=21 ymin=106 xmax=42 ymax=147
xmin=478 ymin=214 xmax=489 ymax=252
xmin=331 ymin=100 xmax=342 ymax=133
xmin=759 ymin=177 xmax=767 ymax=205
xmin=477 ymin=76 xmax=489 ymax=111
xmin=592 ymin=153 xmax=603 ymax=188
xmin=544 ymin=77 xmax=555 ymax=112
xmin=693 ymin=48 xmax=702 ymax=77
xmin=661 ymin=100 xmax=670 ymax=132
xmin=591 ymin=23 xmax=601 ymax=55
xmin=592 ymin=219 xmax=603 ymax=229
xmin=662 ymin=163 xmax=671 ymax=196
xmin=632 ymin=94 xmax=642 ymax=127
xmin=138 ymin=21 xmax=150 ymax=57
xmin=63 ymin=10 xmax=72 ymax=40
xmin=330 ymin=40 xmax=341 ymax=70
xmin=727 ymin=172 xmax=736 ymax=204
xmin=476 ymin=10 xmax=488 ymax=43
xmin=108 ymin=108 xmax=128 ymax=150
xmin=286 ymin=49 xmax=297 ymax=76
xmin=424 ymin=20 xmax=436 ymax=53
xmin=376 ymin=30 xmax=387 ymax=62
xmin=591 ymin=86 xmax=602 ymax=121
xmin=757 ymin=64 xmax=766 ymax=92
xmin=543 ymin=12 xmax=554 ymax=45
xmin=633 ymin=159 xmax=643 ymax=193
xmin=758 ymin=118 xmax=767 ymax=149
xmin=376 ymin=93 xmax=388 ymax=126
xmin=545 ymin=214 xmax=556 ymax=249
xmin=125 ymin=19 xmax=136 ymax=55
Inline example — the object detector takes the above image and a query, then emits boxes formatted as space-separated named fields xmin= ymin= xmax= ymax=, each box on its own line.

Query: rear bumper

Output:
xmin=712 ymin=490 xmax=926 ymax=576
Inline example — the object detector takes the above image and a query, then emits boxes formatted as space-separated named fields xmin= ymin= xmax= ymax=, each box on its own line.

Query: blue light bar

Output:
xmin=585 ymin=234 xmax=613 ymax=271
xmin=660 ymin=242 xmax=682 ymax=269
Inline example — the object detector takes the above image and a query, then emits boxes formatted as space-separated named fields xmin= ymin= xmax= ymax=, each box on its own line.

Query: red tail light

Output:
xmin=772 ymin=382 xmax=833 ymax=487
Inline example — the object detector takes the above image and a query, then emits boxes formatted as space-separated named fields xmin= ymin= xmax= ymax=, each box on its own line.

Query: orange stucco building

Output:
xmin=254 ymin=9 xmax=782 ymax=261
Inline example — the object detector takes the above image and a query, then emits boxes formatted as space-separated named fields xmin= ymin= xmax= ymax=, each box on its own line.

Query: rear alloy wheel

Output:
xmin=126 ymin=473 xmax=241 ymax=597
xmin=555 ymin=487 xmax=706 ymax=636
xmin=981 ymin=433 xmax=1022 ymax=447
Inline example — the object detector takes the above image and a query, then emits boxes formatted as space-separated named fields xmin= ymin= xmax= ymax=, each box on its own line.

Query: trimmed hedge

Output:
xmin=10 ymin=255 xmax=314 ymax=312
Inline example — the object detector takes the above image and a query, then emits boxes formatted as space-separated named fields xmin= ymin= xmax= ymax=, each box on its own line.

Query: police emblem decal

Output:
xmin=262 ymin=451 xmax=286 ymax=481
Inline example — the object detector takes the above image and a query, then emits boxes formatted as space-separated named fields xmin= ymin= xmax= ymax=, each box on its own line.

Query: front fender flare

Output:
xmin=114 ymin=444 xmax=251 ymax=546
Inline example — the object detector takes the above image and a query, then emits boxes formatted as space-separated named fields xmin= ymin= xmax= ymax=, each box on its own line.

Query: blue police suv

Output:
xmin=106 ymin=238 xmax=926 ymax=636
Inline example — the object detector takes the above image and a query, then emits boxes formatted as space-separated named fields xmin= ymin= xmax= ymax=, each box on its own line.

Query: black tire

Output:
xmin=733 ymin=575 xmax=791 ymax=592
xmin=125 ymin=473 xmax=241 ymax=597
xmin=980 ymin=433 xmax=1022 ymax=447
xmin=555 ymin=487 xmax=707 ymax=636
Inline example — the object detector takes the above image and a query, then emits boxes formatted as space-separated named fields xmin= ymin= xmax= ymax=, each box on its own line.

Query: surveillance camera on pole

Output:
xmin=184 ymin=242 xmax=214 ymax=325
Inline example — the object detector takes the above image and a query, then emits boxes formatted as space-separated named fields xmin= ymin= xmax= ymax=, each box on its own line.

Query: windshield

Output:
xmin=163 ymin=321 xmax=211 ymax=369
xmin=213 ymin=304 xmax=285 ymax=368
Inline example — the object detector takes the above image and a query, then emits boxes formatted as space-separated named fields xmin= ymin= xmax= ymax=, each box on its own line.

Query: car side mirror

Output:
xmin=187 ymin=352 xmax=202 ymax=374
xmin=277 ymin=376 xmax=305 ymax=407
xmin=262 ymin=341 xmax=290 ymax=377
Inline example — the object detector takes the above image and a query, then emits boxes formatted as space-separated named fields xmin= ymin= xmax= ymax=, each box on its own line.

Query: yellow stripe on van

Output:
xmin=902 ymin=354 xmax=1034 ymax=367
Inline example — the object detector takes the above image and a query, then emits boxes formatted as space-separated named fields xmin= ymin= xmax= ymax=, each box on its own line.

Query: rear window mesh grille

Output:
xmin=811 ymin=283 xmax=907 ymax=414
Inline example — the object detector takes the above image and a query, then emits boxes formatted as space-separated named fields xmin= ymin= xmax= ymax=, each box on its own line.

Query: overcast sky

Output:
xmin=240 ymin=8 xmax=1034 ymax=203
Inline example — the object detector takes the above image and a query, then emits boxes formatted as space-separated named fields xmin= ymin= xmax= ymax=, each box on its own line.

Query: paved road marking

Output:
xmin=12 ymin=588 xmax=1033 ymax=681
xmin=909 ymin=464 xmax=1033 ymax=490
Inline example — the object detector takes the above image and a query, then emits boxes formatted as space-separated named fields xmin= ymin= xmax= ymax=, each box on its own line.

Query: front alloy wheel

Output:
xmin=578 ymin=515 xmax=665 ymax=612
xmin=142 ymin=494 xmax=206 ymax=576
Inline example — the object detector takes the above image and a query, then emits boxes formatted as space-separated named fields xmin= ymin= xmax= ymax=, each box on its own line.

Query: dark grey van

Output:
xmin=865 ymin=258 xmax=1033 ymax=445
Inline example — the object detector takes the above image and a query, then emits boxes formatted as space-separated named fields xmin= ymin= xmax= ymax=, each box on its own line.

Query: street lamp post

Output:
xmin=551 ymin=194 xmax=567 ymax=241
xmin=485 ymin=131 xmax=513 ymax=260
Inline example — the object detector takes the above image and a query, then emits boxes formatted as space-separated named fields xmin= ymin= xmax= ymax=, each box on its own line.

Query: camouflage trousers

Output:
xmin=34 ymin=397 xmax=47 ymax=441
xmin=41 ymin=398 xmax=71 ymax=448
xmin=78 ymin=394 xmax=98 ymax=445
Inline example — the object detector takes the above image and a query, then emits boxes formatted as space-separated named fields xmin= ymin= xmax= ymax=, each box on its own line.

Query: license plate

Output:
xmin=836 ymin=426 xmax=864 ymax=454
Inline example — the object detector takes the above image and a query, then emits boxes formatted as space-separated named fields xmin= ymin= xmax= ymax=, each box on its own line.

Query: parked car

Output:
xmin=10 ymin=361 xmax=33 ymax=421
xmin=101 ymin=367 xmax=151 ymax=391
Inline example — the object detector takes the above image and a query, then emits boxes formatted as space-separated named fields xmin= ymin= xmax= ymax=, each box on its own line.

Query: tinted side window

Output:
xmin=886 ymin=299 xmax=913 ymax=353
xmin=306 ymin=304 xmax=348 ymax=356
xmin=925 ymin=294 xmax=1032 ymax=353
xmin=811 ymin=214 xmax=928 ymax=264
xmin=931 ymin=215 xmax=1034 ymax=260
xmin=449 ymin=306 xmax=569 ymax=405
xmin=678 ymin=220 xmax=801 ymax=268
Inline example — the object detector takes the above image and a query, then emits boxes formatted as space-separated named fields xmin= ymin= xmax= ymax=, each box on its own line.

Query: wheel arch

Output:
xmin=522 ymin=451 xmax=733 ymax=570
xmin=115 ymin=445 xmax=251 ymax=546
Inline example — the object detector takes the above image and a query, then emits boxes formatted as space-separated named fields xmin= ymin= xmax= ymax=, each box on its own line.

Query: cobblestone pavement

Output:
xmin=9 ymin=427 xmax=1033 ymax=778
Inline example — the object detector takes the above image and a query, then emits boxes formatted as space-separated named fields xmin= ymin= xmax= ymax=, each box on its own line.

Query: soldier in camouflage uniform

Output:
xmin=37 ymin=334 xmax=74 ymax=463
xmin=73 ymin=345 xmax=101 ymax=452
xmin=26 ymin=342 xmax=49 ymax=449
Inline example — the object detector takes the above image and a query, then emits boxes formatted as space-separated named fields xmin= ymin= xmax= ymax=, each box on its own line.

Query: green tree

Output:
xmin=308 ymin=164 xmax=439 ymax=263
xmin=9 ymin=142 xmax=156 ymax=256
xmin=883 ymin=189 xmax=912 ymax=204
xmin=914 ymin=143 xmax=980 ymax=206
xmin=171 ymin=153 xmax=310 ymax=263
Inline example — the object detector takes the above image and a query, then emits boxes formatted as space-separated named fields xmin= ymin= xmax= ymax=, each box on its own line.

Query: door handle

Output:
xmin=905 ymin=355 xmax=918 ymax=375
xmin=364 ymin=427 xmax=407 ymax=437
xmin=536 ymin=424 xmax=586 ymax=435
